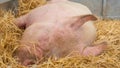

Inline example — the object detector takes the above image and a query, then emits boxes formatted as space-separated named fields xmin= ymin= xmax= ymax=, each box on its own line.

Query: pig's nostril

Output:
xmin=23 ymin=59 xmax=35 ymax=66
xmin=27 ymin=61 xmax=35 ymax=65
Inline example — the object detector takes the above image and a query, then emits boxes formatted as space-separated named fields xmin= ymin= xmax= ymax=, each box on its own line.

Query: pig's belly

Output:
xmin=20 ymin=23 xmax=53 ymax=45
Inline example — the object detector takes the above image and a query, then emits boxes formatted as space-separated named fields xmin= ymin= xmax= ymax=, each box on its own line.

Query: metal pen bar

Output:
xmin=0 ymin=0 xmax=10 ymax=3
xmin=102 ymin=0 xmax=107 ymax=19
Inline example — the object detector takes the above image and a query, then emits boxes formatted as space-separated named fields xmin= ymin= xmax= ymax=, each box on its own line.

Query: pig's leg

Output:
xmin=81 ymin=42 xmax=107 ymax=56
xmin=14 ymin=15 xmax=27 ymax=29
xmin=65 ymin=14 xmax=97 ymax=30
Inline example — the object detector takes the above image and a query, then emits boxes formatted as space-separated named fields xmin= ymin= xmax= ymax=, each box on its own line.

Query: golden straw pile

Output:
xmin=0 ymin=0 xmax=119 ymax=68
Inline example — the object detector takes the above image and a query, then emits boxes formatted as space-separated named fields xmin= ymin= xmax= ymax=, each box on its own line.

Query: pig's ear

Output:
xmin=69 ymin=14 xmax=97 ymax=30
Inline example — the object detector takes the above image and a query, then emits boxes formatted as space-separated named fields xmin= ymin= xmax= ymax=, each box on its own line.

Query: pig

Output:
xmin=13 ymin=0 xmax=107 ymax=66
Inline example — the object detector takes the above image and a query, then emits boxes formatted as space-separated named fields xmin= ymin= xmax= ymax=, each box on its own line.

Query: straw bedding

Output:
xmin=0 ymin=0 xmax=119 ymax=68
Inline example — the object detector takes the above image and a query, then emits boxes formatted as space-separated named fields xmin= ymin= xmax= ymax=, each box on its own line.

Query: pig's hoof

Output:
xmin=82 ymin=42 xmax=107 ymax=56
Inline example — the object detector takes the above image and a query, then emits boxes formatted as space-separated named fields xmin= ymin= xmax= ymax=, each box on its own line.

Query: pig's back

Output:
xmin=26 ymin=1 xmax=92 ymax=25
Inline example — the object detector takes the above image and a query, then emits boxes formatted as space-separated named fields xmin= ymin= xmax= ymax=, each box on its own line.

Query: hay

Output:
xmin=0 ymin=0 xmax=119 ymax=68
xmin=17 ymin=0 xmax=46 ymax=16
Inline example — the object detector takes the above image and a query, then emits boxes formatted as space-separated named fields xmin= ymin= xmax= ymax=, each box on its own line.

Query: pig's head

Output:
xmin=13 ymin=44 xmax=43 ymax=66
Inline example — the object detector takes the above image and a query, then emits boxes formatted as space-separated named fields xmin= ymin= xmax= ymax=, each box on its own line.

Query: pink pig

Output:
xmin=13 ymin=0 xmax=107 ymax=66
